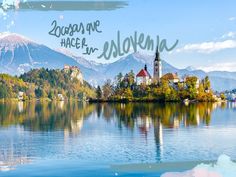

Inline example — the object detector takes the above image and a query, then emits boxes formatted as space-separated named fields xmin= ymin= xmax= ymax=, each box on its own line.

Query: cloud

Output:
xmin=162 ymin=169 xmax=221 ymax=177
xmin=198 ymin=62 xmax=236 ymax=72
xmin=221 ymin=31 xmax=236 ymax=39
xmin=176 ymin=40 xmax=236 ymax=53
xmin=229 ymin=17 xmax=236 ymax=21
xmin=162 ymin=154 xmax=236 ymax=177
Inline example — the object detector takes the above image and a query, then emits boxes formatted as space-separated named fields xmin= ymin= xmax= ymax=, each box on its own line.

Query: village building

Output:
xmin=135 ymin=48 xmax=203 ymax=90
xmin=18 ymin=91 xmax=24 ymax=101
xmin=57 ymin=93 xmax=65 ymax=101
xmin=161 ymin=73 xmax=180 ymax=84
xmin=196 ymin=79 xmax=200 ymax=89
xmin=136 ymin=64 xmax=152 ymax=85
xmin=136 ymin=48 xmax=163 ymax=85
xmin=225 ymin=92 xmax=236 ymax=101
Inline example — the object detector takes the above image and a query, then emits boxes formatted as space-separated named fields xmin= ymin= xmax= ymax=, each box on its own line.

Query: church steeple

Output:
xmin=155 ymin=47 xmax=161 ymax=61
xmin=144 ymin=64 xmax=147 ymax=71
xmin=153 ymin=47 xmax=162 ymax=84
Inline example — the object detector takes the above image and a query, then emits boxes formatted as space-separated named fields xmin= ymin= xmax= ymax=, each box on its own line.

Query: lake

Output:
xmin=0 ymin=101 xmax=236 ymax=176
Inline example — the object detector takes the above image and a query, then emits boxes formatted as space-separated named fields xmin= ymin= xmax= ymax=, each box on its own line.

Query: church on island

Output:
xmin=136 ymin=48 xmax=180 ymax=86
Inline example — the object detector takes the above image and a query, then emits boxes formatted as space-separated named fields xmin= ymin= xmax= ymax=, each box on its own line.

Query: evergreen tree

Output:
xmin=96 ymin=86 xmax=102 ymax=99
xmin=0 ymin=84 xmax=8 ymax=99
xmin=116 ymin=72 xmax=123 ymax=88
xmin=203 ymin=76 xmax=211 ymax=91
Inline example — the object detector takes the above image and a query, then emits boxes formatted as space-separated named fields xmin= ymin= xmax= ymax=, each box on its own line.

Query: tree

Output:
xmin=220 ymin=93 xmax=226 ymax=100
xmin=116 ymin=72 xmax=123 ymax=88
xmin=96 ymin=86 xmax=102 ymax=99
xmin=124 ymin=88 xmax=133 ymax=101
xmin=0 ymin=84 xmax=8 ymax=99
xmin=203 ymin=76 xmax=211 ymax=91
xmin=160 ymin=78 xmax=171 ymax=100
xmin=197 ymin=82 xmax=205 ymax=101
xmin=102 ymin=80 xmax=113 ymax=99
xmin=128 ymin=70 xmax=135 ymax=86
xmin=185 ymin=76 xmax=198 ymax=99
xmin=48 ymin=90 xmax=55 ymax=100
xmin=168 ymin=88 xmax=179 ymax=101
xmin=26 ymin=84 xmax=36 ymax=99
xmin=35 ymin=87 xmax=43 ymax=98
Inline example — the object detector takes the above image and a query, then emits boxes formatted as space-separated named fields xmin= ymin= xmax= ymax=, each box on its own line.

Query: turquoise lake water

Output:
xmin=0 ymin=102 xmax=236 ymax=176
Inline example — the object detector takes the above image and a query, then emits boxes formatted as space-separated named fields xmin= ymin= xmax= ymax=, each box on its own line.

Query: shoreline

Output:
xmin=89 ymin=98 xmax=227 ymax=103
xmin=0 ymin=98 xmax=228 ymax=103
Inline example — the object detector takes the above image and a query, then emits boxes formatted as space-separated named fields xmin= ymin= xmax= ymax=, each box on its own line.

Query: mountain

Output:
xmin=102 ymin=53 xmax=236 ymax=91
xmin=101 ymin=52 xmax=179 ymax=79
xmin=1 ymin=33 xmax=236 ymax=91
xmin=208 ymin=71 xmax=236 ymax=80
xmin=56 ymin=47 xmax=108 ymax=72
xmin=0 ymin=33 xmax=77 ymax=73
xmin=0 ymin=32 xmax=104 ymax=84
xmin=185 ymin=66 xmax=197 ymax=71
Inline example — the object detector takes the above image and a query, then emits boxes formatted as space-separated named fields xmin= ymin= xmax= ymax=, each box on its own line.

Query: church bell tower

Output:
xmin=153 ymin=47 xmax=162 ymax=83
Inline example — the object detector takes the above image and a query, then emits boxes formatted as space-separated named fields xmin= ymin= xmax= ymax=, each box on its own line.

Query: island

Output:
xmin=0 ymin=48 xmax=226 ymax=103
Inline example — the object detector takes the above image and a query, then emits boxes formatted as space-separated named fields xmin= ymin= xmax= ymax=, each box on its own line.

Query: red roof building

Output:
xmin=136 ymin=69 xmax=151 ymax=78
xmin=136 ymin=65 xmax=152 ymax=85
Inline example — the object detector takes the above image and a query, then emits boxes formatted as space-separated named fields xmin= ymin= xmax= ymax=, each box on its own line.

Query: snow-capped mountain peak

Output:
xmin=0 ymin=32 xmax=36 ymax=46
xmin=0 ymin=32 xmax=80 ymax=75
xmin=55 ymin=47 xmax=106 ymax=70
xmin=55 ymin=47 xmax=77 ymax=58
xmin=185 ymin=66 xmax=197 ymax=71
xmin=132 ymin=52 xmax=155 ymax=64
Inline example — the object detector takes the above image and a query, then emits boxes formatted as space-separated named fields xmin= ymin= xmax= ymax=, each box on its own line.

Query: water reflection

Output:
xmin=0 ymin=101 xmax=228 ymax=134
xmin=154 ymin=119 xmax=163 ymax=162
xmin=0 ymin=101 xmax=230 ymax=167
xmin=0 ymin=101 xmax=95 ymax=133
xmin=109 ymin=102 xmax=227 ymax=129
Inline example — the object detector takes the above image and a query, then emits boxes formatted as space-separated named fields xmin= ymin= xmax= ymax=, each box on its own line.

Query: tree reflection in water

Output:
xmin=0 ymin=101 xmax=227 ymax=134
xmin=0 ymin=101 xmax=96 ymax=134
xmin=94 ymin=102 xmax=226 ymax=162
xmin=0 ymin=101 xmax=227 ymax=165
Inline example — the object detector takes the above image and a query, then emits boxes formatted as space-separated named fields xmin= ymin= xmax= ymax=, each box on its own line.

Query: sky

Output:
xmin=0 ymin=0 xmax=236 ymax=71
